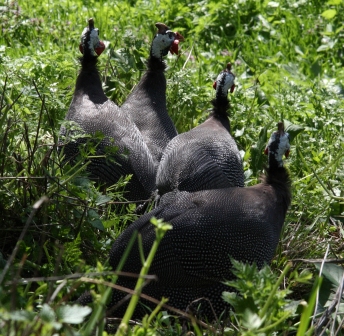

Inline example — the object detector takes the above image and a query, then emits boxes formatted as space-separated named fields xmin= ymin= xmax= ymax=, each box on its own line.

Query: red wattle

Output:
xmin=95 ymin=41 xmax=105 ymax=56
xmin=79 ymin=41 xmax=105 ymax=56
xmin=264 ymin=147 xmax=268 ymax=155
xmin=213 ymin=81 xmax=217 ymax=90
xmin=170 ymin=40 xmax=180 ymax=55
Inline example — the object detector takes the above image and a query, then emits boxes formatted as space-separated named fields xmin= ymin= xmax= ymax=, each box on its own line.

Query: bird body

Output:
xmin=121 ymin=23 xmax=183 ymax=164
xmin=59 ymin=19 xmax=156 ymax=200
xmin=156 ymin=63 xmax=244 ymax=196
xmin=108 ymin=123 xmax=291 ymax=319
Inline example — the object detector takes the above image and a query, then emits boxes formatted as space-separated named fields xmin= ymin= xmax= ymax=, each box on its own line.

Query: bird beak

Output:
xmin=170 ymin=32 xmax=184 ymax=55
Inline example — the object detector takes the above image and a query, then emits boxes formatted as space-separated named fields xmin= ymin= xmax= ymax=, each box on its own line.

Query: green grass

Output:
xmin=0 ymin=0 xmax=344 ymax=334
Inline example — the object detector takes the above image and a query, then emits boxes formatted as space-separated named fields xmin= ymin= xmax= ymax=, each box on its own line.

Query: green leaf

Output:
xmin=250 ymin=124 xmax=270 ymax=174
xmin=311 ymin=60 xmax=322 ymax=77
xmin=40 ymin=304 xmax=56 ymax=323
xmin=327 ymin=0 xmax=342 ymax=4
xmin=4 ymin=310 xmax=35 ymax=322
xmin=297 ymin=277 xmax=322 ymax=336
xmin=284 ymin=120 xmax=305 ymax=143
xmin=234 ymin=127 xmax=245 ymax=137
xmin=103 ymin=218 xmax=118 ymax=229
xmin=314 ymin=263 xmax=344 ymax=287
xmin=317 ymin=44 xmax=331 ymax=52
xmin=57 ymin=305 xmax=92 ymax=324
xmin=91 ymin=219 xmax=105 ymax=231
xmin=321 ymin=9 xmax=337 ymax=19
xmin=242 ymin=310 xmax=262 ymax=329
xmin=222 ymin=291 xmax=237 ymax=307
xmin=295 ymin=45 xmax=304 ymax=56
xmin=267 ymin=1 xmax=280 ymax=7
xmin=95 ymin=194 xmax=111 ymax=205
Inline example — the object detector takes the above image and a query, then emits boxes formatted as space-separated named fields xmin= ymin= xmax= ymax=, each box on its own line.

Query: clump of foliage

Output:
xmin=0 ymin=0 xmax=344 ymax=334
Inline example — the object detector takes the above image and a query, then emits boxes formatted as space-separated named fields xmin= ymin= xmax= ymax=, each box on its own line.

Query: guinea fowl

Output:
xmin=156 ymin=63 xmax=244 ymax=196
xmin=106 ymin=122 xmax=291 ymax=319
xmin=59 ymin=19 xmax=156 ymax=201
xmin=120 ymin=23 xmax=183 ymax=164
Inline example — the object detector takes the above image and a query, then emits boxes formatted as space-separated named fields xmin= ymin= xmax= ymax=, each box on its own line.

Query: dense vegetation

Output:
xmin=0 ymin=0 xmax=343 ymax=334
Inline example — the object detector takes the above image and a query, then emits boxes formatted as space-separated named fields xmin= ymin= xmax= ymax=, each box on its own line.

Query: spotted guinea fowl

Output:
xmin=156 ymin=63 xmax=244 ymax=196
xmin=120 ymin=23 xmax=183 ymax=164
xmin=59 ymin=19 xmax=156 ymax=201
xmin=106 ymin=122 xmax=291 ymax=320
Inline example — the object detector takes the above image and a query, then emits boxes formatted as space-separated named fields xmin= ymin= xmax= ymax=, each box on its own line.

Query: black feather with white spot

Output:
xmin=156 ymin=63 xmax=244 ymax=195
xmin=107 ymin=125 xmax=291 ymax=320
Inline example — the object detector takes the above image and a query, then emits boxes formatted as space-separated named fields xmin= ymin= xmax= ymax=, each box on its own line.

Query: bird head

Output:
xmin=151 ymin=22 xmax=184 ymax=59
xmin=213 ymin=63 xmax=236 ymax=98
xmin=264 ymin=122 xmax=291 ymax=167
xmin=79 ymin=18 xmax=105 ymax=57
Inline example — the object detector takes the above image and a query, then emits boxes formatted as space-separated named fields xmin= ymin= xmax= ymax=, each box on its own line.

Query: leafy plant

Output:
xmin=222 ymin=261 xmax=313 ymax=335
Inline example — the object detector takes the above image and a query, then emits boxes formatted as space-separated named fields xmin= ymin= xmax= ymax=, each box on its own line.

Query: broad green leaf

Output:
xmin=95 ymin=194 xmax=111 ymax=205
xmin=250 ymin=124 xmax=270 ymax=174
xmin=314 ymin=262 xmax=344 ymax=287
xmin=91 ymin=219 xmax=105 ymax=231
xmin=327 ymin=0 xmax=342 ymax=5
xmin=3 ymin=310 xmax=35 ymax=322
xmin=103 ymin=218 xmax=118 ymax=229
xmin=40 ymin=304 xmax=56 ymax=323
xmin=284 ymin=120 xmax=305 ymax=143
xmin=234 ymin=127 xmax=245 ymax=137
xmin=295 ymin=45 xmax=304 ymax=56
xmin=242 ymin=310 xmax=262 ymax=329
xmin=321 ymin=9 xmax=337 ymax=19
xmin=267 ymin=1 xmax=280 ymax=7
xmin=222 ymin=291 xmax=237 ymax=306
xmin=57 ymin=305 xmax=92 ymax=324
xmin=317 ymin=277 xmax=334 ymax=312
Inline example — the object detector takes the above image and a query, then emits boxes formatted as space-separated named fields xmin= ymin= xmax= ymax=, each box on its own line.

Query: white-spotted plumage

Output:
xmin=155 ymin=63 xmax=244 ymax=196
xmin=59 ymin=19 xmax=156 ymax=201
xmin=215 ymin=69 xmax=235 ymax=97
xmin=265 ymin=122 xmax=290 ymax=167
xmin=80 ymin=26 xmax=101 ymax=57
xmin=79 ymin=124 xmax=292 ymax=320
xmin=120 ymin=23 xmax=182 ymax=165
xmin=151 ymin=30 xmax=176 ymax=59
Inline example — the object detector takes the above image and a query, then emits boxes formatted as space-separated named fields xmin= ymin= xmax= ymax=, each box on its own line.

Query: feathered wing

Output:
xmin=110 ymin=188 xmax=280 ymax=287
xmin=156 ymin=121 xmax=244 ymax=194
xmin=60 ymin=90 xmax=157 ymax=200
xmin=121 ymin=62 xmax=177 ymax=164
xmin=108 ymin=169 xmax=289 ymax=318
xmin=59 ymin=19 xmax=157 ymax=201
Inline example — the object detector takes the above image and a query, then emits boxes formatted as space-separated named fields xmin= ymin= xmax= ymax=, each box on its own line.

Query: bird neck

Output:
xmin=263 ymin=165 xmax=291 ymax=213
xmin=268 ymin=134 xmax=285 ymax=169
xmin=80 ymin=54 xmax=98 ymax=69
xmin=209 ymin=97 xmax=230 ymax=118
xmin=147 ymin=55 xmax=167 ymax=71
xmin=74 ymin=57 xmax=104 ymax=98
